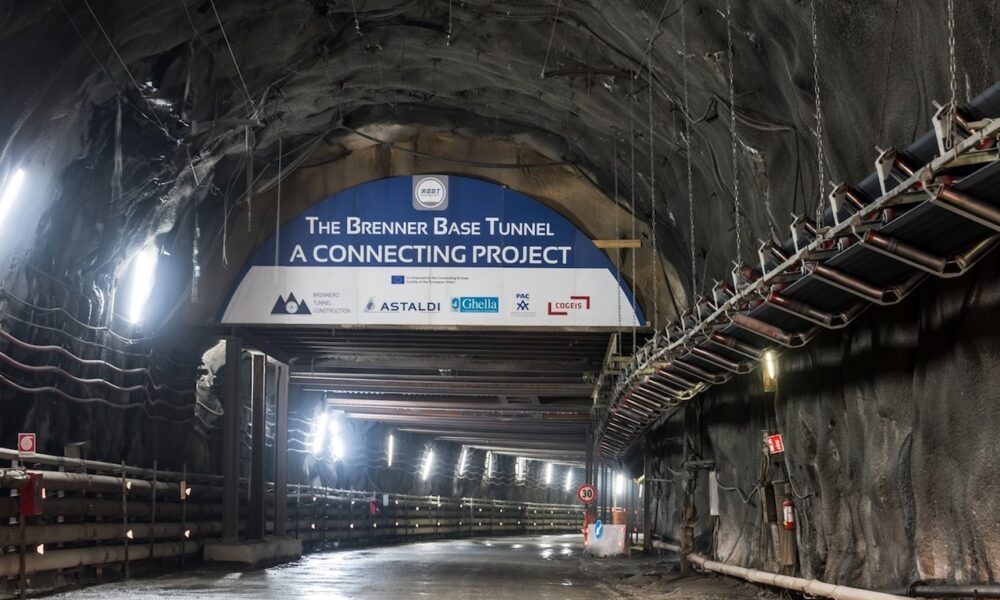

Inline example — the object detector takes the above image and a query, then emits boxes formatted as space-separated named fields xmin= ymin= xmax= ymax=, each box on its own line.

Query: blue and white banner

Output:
xmin=220 ymin=175 xmax=643 ymax=327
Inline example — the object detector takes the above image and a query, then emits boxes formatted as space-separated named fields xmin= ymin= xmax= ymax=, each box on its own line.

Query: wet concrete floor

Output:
xmin=51 ymin=535 xmax=612 ymax=599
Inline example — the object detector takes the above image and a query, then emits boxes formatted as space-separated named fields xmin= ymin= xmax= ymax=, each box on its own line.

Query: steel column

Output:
xmin=248 ymin=354 xmax=266 ymax=540
xmin=274 ymin=362 xmax=290 ymax=537
xmin=222 ymin=338 xmax=241 ymax=543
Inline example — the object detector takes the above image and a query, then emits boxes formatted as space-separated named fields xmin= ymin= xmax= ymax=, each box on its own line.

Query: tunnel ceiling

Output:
xmin=1 ymin=1 xmax=997 ymax=462
xmin=4 ymin=0 xmax=996 ymax=302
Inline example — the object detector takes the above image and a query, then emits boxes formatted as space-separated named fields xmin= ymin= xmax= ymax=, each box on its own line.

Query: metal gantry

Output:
xmin=596 ymin=89 xmax=1000 ymax=460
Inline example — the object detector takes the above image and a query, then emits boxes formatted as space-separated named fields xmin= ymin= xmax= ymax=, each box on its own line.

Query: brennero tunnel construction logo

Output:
xmin=271 ymin=293 xmax=312 ymax=315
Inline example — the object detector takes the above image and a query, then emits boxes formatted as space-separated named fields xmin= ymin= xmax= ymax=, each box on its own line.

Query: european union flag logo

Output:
xmin=391 ymin=275 xmax=405 ymax=285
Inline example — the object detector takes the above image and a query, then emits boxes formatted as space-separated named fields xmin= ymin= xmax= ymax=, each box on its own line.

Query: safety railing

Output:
xmin=0 ymin=449 xmax=584 ymax=597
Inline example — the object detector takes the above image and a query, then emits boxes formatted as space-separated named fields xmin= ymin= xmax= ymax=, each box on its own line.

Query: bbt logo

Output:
xmin=271 ymin=293 xmax=311 ymax=315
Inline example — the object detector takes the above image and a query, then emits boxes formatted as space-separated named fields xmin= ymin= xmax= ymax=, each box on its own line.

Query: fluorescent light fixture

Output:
xmin=764 ymin=350 xmax=777 ymax=380
xmin=127 ymin=244 xmax=159 ymax=323
xmin=544 ymin=463 xmax=554 ymax=485
xmin=328 ymin=415 xmax=344 ymax=460
xmin=516 ymin=457 xmax=526 ymax=482
xmin=457 ymin=446 xmax=468 ymax=476
xmin=0 ymin=168 xmax=25 ymax=229
xmin=387 ymin=433 xmax=394 ymax=467
xmin=485 ymin=451 xmax=494 ymax=480
xmin=310 ymin=412 xmax=329 ymax=455
xmin=421 ymin=449 xmax=434 ymax=481
xmin=564 ymin=468 xmax=573 ymax=491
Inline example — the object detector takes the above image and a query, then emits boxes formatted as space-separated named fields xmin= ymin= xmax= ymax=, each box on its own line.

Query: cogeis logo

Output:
xmin=450 ymin=296 xmax=499 ymax=313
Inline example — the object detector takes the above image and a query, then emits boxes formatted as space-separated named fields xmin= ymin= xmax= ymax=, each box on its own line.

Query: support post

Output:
xmin=222 ymin=337 xmax=241 ymax=543
xmin=643 ymin=448 xmax=652 ymax=553
xmin=274 ymin=362 xmax=290 ymax=537
xmin=249 ymin=353 xmax=267 ymax=540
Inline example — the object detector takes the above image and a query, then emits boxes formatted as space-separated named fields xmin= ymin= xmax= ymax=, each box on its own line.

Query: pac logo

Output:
xmin=391 ymin=275 xmax=405 ymax=285
xmin=515 ymin=293 xmax=531 ymax=312
xmin=271 ymin=293 xmax=311 ymax=315
xmin=413 ymin=176 xmax=448 ymax=210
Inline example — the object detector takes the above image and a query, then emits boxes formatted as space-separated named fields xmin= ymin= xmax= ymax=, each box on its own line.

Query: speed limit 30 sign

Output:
xmin=576 ymin=483 xmax=597 ymax=505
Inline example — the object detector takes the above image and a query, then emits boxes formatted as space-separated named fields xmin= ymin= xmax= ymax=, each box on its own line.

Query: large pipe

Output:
xmin=0 ymin=541 xmax=203 ymax=577
xmin=688 ymin=554 xmax=911 ymax=600
xmin=909 ymin=584 xmax=1000 ymax=598
xmin=0 ymin=448 xmax=218 ymax=484
xmin=0 ymin=521 xmax=222 ymax=547
xmin=932 ymin=185 xmax=1000 ymax=231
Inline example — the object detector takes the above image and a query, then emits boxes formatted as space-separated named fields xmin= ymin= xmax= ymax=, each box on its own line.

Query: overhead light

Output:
xmin=310 ymin=412 xmax=329 ymax=455
xmin=485 ymin=451 xmax=494 ymax=480
xmin=0 ymin=168 xmax=25 ymax=230
xmin=387 ymin=433 xmax=394 ymax=467
xmin=127 ymin=244 xmax=159 ymax=324
xmin=564 ymin=468 xmax=573 ymax=492
xmin=516 ymin=457 xmax=526 ymax=482
xmin=421 ymin=448 xmax=434 ymax=481
xmin=544 ymin=463 xmax=554 ymax=485
xmin=328 ymin=414 xmax=344 ymax=460
xmin=762 ymin=350 xmax=778 ymax=392
xmin=457 ymin=446 xmax=467 ymax=476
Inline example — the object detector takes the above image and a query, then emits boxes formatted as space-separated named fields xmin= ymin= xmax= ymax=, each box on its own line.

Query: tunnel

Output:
xmin=1 ymin=1 xmax=999 ymax=598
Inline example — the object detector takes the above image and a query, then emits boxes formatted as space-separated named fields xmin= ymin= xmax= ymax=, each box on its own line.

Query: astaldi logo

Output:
xmin=451 ymin=296 xmax=499 ymax=313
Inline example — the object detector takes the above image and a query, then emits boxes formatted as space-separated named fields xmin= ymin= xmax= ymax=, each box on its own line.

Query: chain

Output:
xmin=447 ymin=0 xmax=453 ymax=46
xmin=812 ymin=0 xmax=824 ymax=226
xmin=948 ymin=0 xmax=957 ymax=108
xmin=727 ymin=0 xmax=740 ymax=264
xmin=682 ymin=1 xmax=696 ymax=300
xmin=630 ymin=79 xmax=638 ymax=352
xmin=649 ymin=62 xmax=658 ymax=331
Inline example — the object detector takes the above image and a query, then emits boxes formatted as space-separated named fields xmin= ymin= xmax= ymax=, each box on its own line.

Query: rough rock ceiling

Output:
xmin=0 ymin=0 xmax=996 ymax=329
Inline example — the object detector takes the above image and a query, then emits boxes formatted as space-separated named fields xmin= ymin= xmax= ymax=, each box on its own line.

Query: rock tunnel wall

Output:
xmin=646 ymin=250 xmax=1000 ymax=590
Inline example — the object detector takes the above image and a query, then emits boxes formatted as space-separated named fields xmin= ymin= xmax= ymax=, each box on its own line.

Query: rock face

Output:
xmin=647 ymin=250 xmax=1000 ymax=590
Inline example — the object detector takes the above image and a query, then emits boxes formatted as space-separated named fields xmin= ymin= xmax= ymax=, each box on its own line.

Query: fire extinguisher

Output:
xmin=782 ymin=499 xmax=795 ymax=530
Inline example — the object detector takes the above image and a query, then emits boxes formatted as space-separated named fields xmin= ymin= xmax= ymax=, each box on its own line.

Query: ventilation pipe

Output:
xmin=688 ymin=554 xmax=912 ymax=600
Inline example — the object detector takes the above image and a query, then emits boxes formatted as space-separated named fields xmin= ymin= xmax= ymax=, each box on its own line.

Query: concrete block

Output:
xmin=203 ymin=537 xmax=302 ymax=567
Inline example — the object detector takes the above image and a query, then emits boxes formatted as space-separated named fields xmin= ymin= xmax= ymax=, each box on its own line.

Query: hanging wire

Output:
xmin=245 ymin=126 xmax=254 ymax=233
xmin=648 ymin=61 xmax=658 ymax=331
xmin=614 ymin=132 xmax=623 ymax=355
xmin=540 ymin=0 xmax=563 ymax=78
xmin=207 ymin=0 xmax=258 ymax=119
xmin=186 ymin=146 xmax=202 ymax=303
xmin=811 ymin=0 xmax=825 ymax=226
xmin=112 ymin=95 xmax=124 ymax=208
xmin=629 ymin=79 xmax=638 ymax=353
xmin=80 ymin=0 xmax=170 ymax=135
xmin=682 ymin=1 xmax=696 ymax=301
xmin=727 ymin=0 xmax=741 ymax=265
xmin=275 ymin=137 xmax=283 ymax=280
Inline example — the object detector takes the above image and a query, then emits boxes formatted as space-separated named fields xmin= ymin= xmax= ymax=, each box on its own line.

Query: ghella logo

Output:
xmin=271 ymin=293 xmax=312 ymax=315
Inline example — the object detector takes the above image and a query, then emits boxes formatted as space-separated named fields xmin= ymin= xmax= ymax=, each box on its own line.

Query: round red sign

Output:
xmin=576 ymin=483 xmax=597 ymax=505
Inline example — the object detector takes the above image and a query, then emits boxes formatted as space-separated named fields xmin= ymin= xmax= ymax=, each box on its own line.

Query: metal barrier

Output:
xmin=0 ymin=450 xmax=583 ymax=596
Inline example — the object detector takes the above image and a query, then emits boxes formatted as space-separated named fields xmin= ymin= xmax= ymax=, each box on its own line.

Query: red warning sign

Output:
xmin=765 ymin=433 xmax=785 ymax=455
xmin=17 ymin=433 xmax=36 ymax=457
